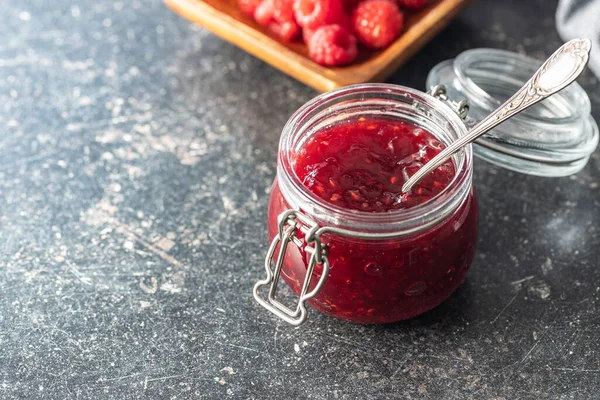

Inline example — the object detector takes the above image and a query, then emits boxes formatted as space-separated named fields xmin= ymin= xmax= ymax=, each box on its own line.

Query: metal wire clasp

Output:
xmin=428 ymin=85 xmax=469 ymax=120
xmin=253 ymin=210 xmax=330 ymax=326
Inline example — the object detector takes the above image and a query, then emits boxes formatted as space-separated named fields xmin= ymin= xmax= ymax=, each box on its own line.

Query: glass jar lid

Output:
xmin=427 ymin=48 xmax=599 ymax=176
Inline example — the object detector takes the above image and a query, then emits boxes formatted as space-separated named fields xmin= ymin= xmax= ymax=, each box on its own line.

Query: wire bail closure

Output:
xmin=252 ymin=210 xmax=330 ymax=326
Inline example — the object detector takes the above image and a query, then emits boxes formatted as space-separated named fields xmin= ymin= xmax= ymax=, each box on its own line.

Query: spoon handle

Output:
xmin=402 ymin=38 xmax=592 ymax=193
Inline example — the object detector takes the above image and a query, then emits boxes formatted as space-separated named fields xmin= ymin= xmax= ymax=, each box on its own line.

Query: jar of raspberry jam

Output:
xmin=253 ymin=48 xmax=598 ymax=326
xmin=254 ymin=84 xmax=478 ymax=325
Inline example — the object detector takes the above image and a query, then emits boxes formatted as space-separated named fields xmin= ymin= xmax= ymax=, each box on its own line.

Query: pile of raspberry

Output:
xmin=238 ymin=0 xmax=429 ymax=66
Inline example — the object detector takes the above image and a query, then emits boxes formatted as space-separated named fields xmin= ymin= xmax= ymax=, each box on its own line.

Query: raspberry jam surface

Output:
xmin=268 ymin=117 xmax=478 ymax=324
xmin=293 ymin=117 xmax=455 ymax=211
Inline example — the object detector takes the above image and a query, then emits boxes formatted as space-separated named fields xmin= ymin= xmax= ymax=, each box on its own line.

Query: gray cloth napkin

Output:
xmin=556 ymin=0 xmax=600 ymax=77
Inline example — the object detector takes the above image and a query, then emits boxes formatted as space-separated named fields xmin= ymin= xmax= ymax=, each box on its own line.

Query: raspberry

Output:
xmin=238 ymin=0 xmax=262 ymax=16
xmin=270 ymin=20 xmax=301 ymax=41
xmin=254 ymin=0 xmax=275 ymax=26
xmin=293 ymin=0 xmax=344 ymax=29
xmin=255 ymin=0 xmax=300 ymax=41
xmin=304 ymin=12 xmax=351 ymax=43
xmin=303 ymin=27 xmax=317 ymax=44
xmin=352 ymin=0 xmax=404 ymax=49
xmin=308 ymin=24 xmax=357 ymax=66
xmin=273 ymin=0 xmax=296 ymax=22
xmin=396 ymin=0 xmax=429 ymax=10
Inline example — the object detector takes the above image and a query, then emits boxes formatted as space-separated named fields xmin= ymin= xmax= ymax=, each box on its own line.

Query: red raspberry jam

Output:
xmin=293 ymin=117 xmax=456 ymax=211
xmin=268 ymin=115 xmax=478 ymax=324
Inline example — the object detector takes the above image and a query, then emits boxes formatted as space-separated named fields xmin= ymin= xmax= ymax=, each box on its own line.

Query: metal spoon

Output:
xmin=402 ymin=38 xmax=592 ymax=193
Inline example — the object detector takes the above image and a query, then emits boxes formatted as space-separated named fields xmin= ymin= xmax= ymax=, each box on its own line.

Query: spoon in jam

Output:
xmin=402 ymin=38 xmax=592 ymax=193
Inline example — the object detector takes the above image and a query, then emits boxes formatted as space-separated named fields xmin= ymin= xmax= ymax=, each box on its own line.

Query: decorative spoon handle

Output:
xmin=402 ymin=38 xmax=592 ymax=193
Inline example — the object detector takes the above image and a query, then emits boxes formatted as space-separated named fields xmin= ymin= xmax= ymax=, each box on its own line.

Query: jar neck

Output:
xmin=277 ymin=84 xmax=473 ymax=236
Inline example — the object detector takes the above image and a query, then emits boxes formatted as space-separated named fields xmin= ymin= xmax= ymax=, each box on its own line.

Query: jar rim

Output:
xmin=277 ymin=84 xmax=474 ymax=234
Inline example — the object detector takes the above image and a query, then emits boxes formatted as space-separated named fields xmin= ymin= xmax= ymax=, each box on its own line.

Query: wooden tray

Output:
xmin=164 ymin=0 xmax=471 ymax=92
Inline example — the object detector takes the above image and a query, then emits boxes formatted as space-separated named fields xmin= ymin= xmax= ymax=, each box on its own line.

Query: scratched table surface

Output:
xmin=1 ymin=0 xmax=599 ymax=399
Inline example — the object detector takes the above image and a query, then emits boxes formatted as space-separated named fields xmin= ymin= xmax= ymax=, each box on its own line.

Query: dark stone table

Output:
xmin=1 ymin=0 xmax=599 ymax=398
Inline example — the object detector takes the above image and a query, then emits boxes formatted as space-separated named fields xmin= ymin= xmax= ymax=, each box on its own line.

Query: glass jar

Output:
xmin=253 ymin=84 xmax=478 ymax=325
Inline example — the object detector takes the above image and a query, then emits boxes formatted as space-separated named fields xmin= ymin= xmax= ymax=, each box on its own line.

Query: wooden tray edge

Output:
xmin=164 ymin=0 xmax=471 ymax=92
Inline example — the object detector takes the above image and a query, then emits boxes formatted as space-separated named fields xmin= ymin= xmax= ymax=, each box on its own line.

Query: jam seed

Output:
xmin=329 ymin=178 xmax=337 ymax=188
xmin=349 ymin=190 xmax=363 ymax=201
xmin=330 ymin=193 xmax=342 ymax=202
xmin=390 ymin=176 xmax=397 ymax=184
